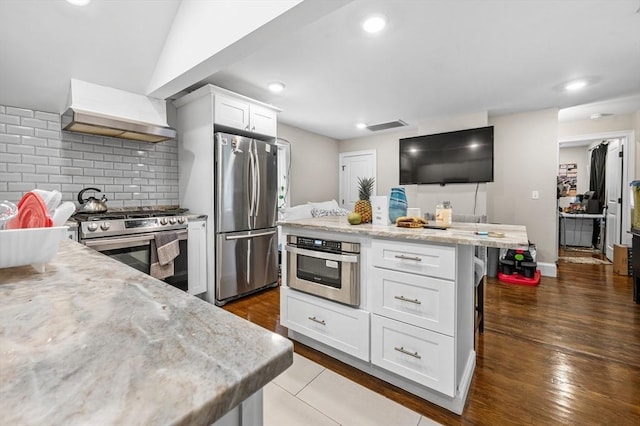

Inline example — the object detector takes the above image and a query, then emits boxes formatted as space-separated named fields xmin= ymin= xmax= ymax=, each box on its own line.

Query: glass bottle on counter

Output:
xmin=435 ymin=201 xmax=452 ymax=226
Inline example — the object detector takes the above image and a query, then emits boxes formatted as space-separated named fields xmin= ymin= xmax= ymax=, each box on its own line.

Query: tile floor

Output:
xmin=264 ymin=353 xmax=441 ymax=426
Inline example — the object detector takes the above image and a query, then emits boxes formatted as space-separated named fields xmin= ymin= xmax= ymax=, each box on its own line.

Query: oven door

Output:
xmin=84 ymin=230 xmax=188 ymax=291
xmin=286 ymin=245 xmax=360 ymax=306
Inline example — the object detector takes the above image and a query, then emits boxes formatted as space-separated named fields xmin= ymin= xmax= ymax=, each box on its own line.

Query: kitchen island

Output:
xmin=0 ymin=239 xmax=292 ymax=426
xmin=278 ymin=216 xmax=528 ymax=414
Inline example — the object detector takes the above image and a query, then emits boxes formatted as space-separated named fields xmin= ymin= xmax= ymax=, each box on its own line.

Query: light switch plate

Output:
xmin=532 ymin=190 xmax=539 ymax=200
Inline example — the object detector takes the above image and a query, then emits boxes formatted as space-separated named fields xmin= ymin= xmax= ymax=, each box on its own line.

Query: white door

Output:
xmin=605 ymin=139 xmax=622 ymax=261
xmin=339 ymin=150 xmax=376 ymax=211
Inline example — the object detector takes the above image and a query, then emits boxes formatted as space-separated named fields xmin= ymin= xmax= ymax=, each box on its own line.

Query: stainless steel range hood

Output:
xmin=61 ymin=79 xmax=176 ymax=143
xmin=62 ymin=108 xmax=176 ymax=143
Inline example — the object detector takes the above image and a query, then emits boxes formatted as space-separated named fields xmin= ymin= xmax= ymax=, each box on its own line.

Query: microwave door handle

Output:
xmin=285 ymin=245 xmax=359 ymax=263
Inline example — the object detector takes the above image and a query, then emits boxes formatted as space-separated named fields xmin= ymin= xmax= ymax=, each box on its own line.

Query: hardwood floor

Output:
xmin=222 ymin=260 xmax=640 ymax=425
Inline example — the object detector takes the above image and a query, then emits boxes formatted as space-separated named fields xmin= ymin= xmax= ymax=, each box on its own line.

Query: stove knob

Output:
xmin=177 ymin=216 xmax=185 ymax=224
xmin=100 ymin=222 xmax=111 ymax=231
xmin=160 ymin=217 xmax=168 ymax=225
xmin=169 ymin=217 xmax=177 ymax=225
xmin=87 ymin=223 xmax=98 ymax=232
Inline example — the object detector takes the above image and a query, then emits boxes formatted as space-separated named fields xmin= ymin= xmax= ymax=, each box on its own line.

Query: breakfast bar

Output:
xmin=278 ymin=216 xmax=528 ymax=414
xmin=0 ymin=239 xmax=293 ymax=426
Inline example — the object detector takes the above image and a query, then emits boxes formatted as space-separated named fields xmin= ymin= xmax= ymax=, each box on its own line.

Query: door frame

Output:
xmin=559 ymin=129 xmax=636 ymax=248
xmin=339 ymin=150 xmax=377 ymax=210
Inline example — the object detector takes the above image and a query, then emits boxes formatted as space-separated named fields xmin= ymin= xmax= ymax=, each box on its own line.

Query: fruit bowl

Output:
xmin=0 ymin=226 xmax=68 ymax=272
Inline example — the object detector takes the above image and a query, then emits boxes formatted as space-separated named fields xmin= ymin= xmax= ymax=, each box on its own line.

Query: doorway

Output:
xmin=339 ymin=150 xmax=376 ymax=211
xmin=558 ymin=130 xmax=635 ymax=263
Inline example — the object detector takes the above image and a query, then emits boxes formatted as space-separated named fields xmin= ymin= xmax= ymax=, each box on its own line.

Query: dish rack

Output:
xmin=0 ymin=226 xmax=68 ymax=273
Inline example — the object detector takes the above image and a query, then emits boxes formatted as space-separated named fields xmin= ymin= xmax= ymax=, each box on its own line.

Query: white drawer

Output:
xmin=372 ymin=239 xmax=455 ymax=280
xmin=283 ymin=288 xmax=370 ymax=361
xmin=371 ymin=315 xmax=455 ymax=397
xmin=372 ymin=268 xmax=455 ymax=336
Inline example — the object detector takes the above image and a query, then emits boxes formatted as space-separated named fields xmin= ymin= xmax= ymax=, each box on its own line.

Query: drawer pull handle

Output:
xmin=394 ymin=295 xmax=422 ymax=305
xmin=394 ymin=346 xmax=422 ymax=359
xmin=394 ymin=254 xmax=422 ymax=262
xmin=308 ymin=316 xmax=326 ymax=326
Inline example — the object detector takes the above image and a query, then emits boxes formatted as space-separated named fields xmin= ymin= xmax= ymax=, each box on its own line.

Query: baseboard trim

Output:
xmin=538 ymin=261 xmax=557 ymax=277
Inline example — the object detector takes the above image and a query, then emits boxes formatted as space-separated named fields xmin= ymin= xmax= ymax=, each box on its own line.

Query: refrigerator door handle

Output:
xmin=225 ymin=229 xmax=277 ymax=240
xmin=247 ymin=142 xmax=256 ymax=221
xmin=253 ymin=142 xmax=262 ymax=216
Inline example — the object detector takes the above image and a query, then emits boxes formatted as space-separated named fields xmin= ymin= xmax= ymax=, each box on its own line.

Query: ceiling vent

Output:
xmin=61 ymin=79 xmax=176 ymax=143
xmin=366 ymin=119 xmax=408 ymax=132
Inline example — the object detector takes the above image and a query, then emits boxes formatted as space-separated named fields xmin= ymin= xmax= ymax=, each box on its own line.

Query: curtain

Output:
xmin=589 ymin=143 xmax=607 ymax=207
xmin=589 ymin=143 xmax=607 ymax=247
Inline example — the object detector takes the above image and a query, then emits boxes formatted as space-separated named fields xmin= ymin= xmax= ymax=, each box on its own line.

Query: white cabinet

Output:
xmin=370 ymin=239 xmax=457 ymax=394
xmin=65 ymin=227 xmax=78 ymax=242
xmin=371 ymin=268 xmax=455 ymax=336
xmin=282 ymin=287 xmax=370 ymax=361
xmin=371 ymin=315 xmax=455 ymax=397
xmin=372 ymin=239 xmax=456 ymax=280
xmin=214 ymin=94 xmax=278 ymax=137
xmin=187 ymin=219 xmax=207 ymax=296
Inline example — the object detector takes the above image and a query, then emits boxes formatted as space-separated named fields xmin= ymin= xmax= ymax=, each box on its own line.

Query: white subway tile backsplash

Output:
xmin=21 ymin=136 xmax=47 ymax=147
xmin=8 ymin=163 xmax=36 ymax=173
xmin=6 ymin=107 xmax=34 ymax=118
xmin=35 ymin=129 xmax=60 ymax=139
xmin=21 ymin=117 xmax=48 ymax=129
xmin=1 ymin=104 xmax=179 ymax=207
xmin=0 ymin=133 xmax=20 ymax=144
xmin=35 ymin=111 xmax=60 ymax=122
xmin=0 ymin=114 xmax=21 ymax=125
xmin=8 ymin=144 xmax=35 ymax=155
xmin=49 ymin=157 xmax=73 ymax=167
xmin=6 ymin=125 xmax=34 ymax=136
xmin=22 ymin=155 xmax=48 ymax=165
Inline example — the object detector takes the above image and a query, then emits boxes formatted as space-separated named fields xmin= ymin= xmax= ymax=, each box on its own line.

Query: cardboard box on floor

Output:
xmin=613 ymin=244 xmax=630 ymax=275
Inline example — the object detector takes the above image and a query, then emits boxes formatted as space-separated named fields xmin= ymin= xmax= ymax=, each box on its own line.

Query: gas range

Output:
xmin=73 ymin=209 xmax=189 ymax=240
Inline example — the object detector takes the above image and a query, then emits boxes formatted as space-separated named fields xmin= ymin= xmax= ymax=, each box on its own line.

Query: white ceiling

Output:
xmin=1 ymin=0 xmax=639 ymax=141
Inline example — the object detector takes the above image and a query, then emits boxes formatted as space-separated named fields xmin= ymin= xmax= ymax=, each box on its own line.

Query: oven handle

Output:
xmin=84 ymin=230 xmax=187 ymax=251
xmin=285 ymin=244 xmax=359 ymax=263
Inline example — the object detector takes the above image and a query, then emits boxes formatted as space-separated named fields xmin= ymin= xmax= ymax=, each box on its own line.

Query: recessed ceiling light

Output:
xmin=362 ymin=15 xmax=387 ymax=33
xmin=356 ymin=123 xmax=367 ymax=129
xmin=66 ymin=0 xmax=91 ymax=5
xmin=267 ymin=82 xmax=285 ymax=93
xmin=564 ymin=80 xmax=588 ymax=91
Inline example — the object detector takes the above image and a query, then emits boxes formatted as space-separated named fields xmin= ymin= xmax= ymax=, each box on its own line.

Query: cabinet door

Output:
xmin=371 ymin=315 xmax=455 ymax=397
xmin=66 ymin=227 xmax=78 ymax=242
xmin=249 ymin=104 xmax=277 ymax=137
xmin=372 ymin=239 xmax=456 ymax=280
xmin=283 ymin=288 xmax=370 ymax=361
xmin=372 ymin=268 xmax=455 ymax=336
xmin=187 ymin=220 xmax=207 ymax=295
xmin=214 ymin=95 xmax=250 ymax=131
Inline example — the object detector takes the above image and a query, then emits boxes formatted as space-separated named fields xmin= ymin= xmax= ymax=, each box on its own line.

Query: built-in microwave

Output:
xmin=285 ymin=235 xmax=360 ymax=306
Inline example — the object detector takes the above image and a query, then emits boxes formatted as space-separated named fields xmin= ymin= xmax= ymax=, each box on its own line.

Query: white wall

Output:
xmin=559 ymin=146 xmax=590 ymax=194
xmin=277 ymin=122 xmax=339 ymax=206
xmin=488 ymin=109 xmax=559 ymax=265
xmin=339 ymin=112 xmax=489 ymax=218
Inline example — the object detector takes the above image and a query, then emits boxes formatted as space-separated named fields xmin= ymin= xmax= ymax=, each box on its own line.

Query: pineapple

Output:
xmin=354 ymin=177 xmax=374 ymax=223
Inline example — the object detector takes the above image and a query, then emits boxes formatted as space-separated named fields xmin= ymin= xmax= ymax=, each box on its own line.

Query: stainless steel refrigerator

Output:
xmin=214 ymin=132 xmax=279 ymax=304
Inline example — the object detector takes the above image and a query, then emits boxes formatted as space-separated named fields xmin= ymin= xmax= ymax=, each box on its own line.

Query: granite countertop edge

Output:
xmin=278 ymin=216 xmax=529 ymax=248
xmin=0 ymin=239 xmax=291 ymax=426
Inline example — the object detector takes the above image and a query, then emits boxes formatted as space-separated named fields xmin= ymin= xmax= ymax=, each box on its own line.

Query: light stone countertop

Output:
xmin=278 ymin=216 xmax=529 ymax=248
xmin=0 ymin=239 xmax=292 ymax=426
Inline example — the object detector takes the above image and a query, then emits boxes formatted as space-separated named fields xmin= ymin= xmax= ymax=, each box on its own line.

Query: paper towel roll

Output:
xmin=371 ymin=196 xmax=390 ymax=225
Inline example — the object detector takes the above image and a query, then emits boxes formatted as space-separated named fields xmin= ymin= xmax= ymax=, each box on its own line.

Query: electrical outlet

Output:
xmin=532 ymin=190 xmax=539 ymax=200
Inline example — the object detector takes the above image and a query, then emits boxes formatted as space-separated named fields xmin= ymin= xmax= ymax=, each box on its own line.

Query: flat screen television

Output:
xmin=399 ymin=126 xmax=494 ymax=185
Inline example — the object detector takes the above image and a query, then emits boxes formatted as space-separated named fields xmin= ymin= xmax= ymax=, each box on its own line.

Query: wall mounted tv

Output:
xmin=399 ymin=126 xmax=494 ymax=185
